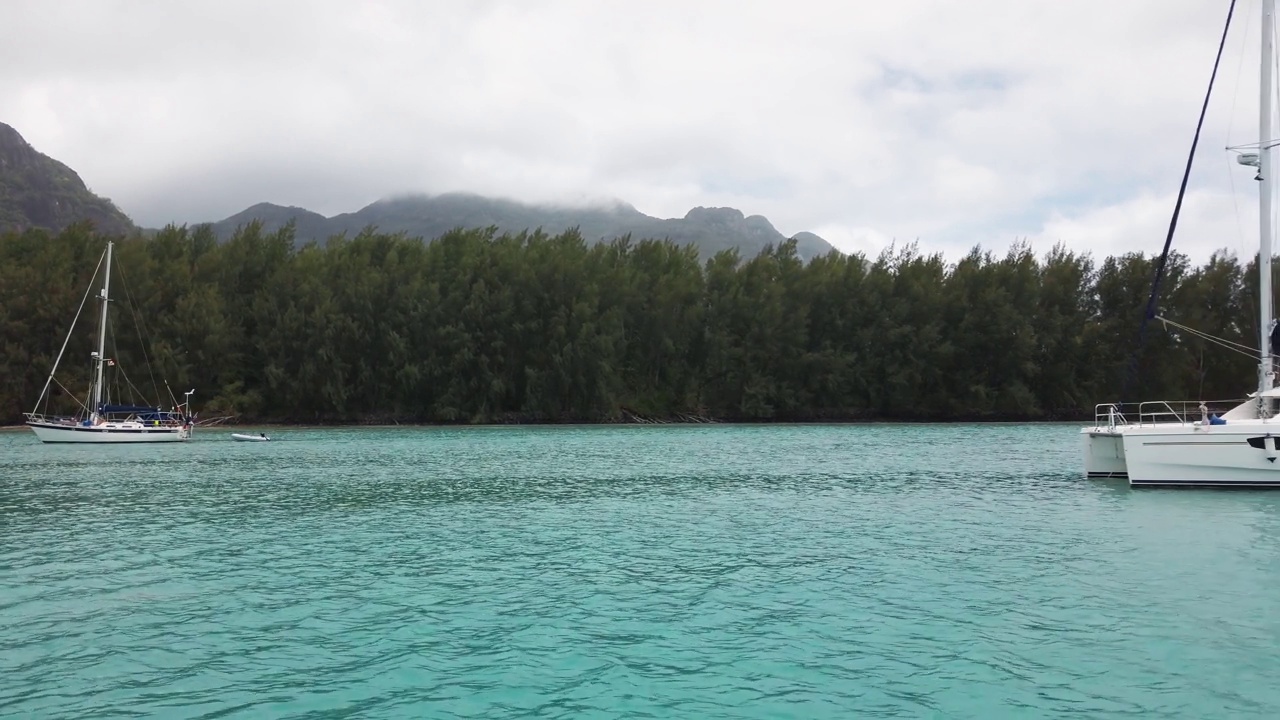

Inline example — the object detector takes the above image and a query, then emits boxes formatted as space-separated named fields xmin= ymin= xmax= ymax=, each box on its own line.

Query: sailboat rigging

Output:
xmin=24 ymin=240 xmax=196 ymax=443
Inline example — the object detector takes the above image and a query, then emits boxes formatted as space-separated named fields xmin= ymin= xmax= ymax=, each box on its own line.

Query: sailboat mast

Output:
xmin=92 ymin=240 xmax=113 ymax=415
xmin=1261 ymin=0 xmax=1276 ymax=401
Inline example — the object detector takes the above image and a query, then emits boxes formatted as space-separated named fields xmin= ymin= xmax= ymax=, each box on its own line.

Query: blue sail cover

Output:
xmin=97 ymin=404 xmax=191 ymax=423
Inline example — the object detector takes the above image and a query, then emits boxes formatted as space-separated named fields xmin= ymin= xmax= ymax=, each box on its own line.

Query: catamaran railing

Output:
xmin=1093 ymin=400 xmax=1246 ymax=429
xmin=1138 ymin=401 xmax=1188 ymax=426
xmin=1093 ymin=403 xmax=1129 ymax=430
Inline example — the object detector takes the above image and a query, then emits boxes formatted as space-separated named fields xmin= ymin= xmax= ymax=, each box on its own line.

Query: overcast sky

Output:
xmin=2 ymin=0 xmax=1270 ymax=262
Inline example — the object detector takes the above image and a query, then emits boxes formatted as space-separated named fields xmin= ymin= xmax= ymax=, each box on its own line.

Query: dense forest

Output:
xmin=0 ymin=221 xmax=1267 ymax=425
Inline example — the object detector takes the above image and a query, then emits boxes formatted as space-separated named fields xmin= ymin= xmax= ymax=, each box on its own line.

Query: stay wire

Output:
xmin=114 ymin=259 xmax=164 ymax=404
xmin=1122 ymin=0 xmax=1238 ymax=402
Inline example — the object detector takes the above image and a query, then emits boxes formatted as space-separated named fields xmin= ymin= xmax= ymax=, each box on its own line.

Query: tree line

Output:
xmin=0 ymin=221 xmax=1267 ymax=425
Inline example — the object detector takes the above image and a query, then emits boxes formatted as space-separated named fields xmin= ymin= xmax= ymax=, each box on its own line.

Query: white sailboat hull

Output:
xmin=1120 ymin=421 xmax=1280 ymax=487
xmin=27 ymin=420 xmax=192 ymax=444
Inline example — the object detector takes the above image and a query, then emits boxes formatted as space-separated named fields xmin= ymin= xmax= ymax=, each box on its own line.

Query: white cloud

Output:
xmin=1030 ymin=187 xmax=1259 ymax=264
xmin=0 ymin=0 xmax=1266 ymax=263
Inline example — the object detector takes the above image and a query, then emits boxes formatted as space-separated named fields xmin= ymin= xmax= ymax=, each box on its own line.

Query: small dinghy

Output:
xmin=231 ymin=433 xmax=270 ymax=442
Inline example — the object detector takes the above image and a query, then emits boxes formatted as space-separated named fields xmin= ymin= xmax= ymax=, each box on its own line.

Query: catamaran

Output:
xmin=1082 ymin=0 xmax=1280 ymax=487
xmin=24 ymin=240 xmax=196 ymax=443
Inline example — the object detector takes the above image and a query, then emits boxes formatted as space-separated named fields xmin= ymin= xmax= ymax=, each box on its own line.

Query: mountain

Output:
xmin=215 ymin=202 xmax=331 ymax=241
xmin=0 ymin=120 xmax=836 ymax=259
xmin=206 ymin=193 xmax=837 ymax=260
xmin=0 ymin=122 xmax=135 ymax=236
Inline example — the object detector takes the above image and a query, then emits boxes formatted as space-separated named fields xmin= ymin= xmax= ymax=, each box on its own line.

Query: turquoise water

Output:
xmin=2 ymin=423 xmax=1279 ymax=718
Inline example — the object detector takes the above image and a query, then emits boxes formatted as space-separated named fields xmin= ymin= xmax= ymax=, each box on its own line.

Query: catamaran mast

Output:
xmin=92 ymin=240 xmax=113 ymax=417
xmin=1260 ymin=0 xmax=1276 ymax=404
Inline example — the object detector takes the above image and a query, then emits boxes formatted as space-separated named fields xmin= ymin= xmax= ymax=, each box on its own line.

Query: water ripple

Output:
xmin=2 ymin=423 xmax=1280 ymax=718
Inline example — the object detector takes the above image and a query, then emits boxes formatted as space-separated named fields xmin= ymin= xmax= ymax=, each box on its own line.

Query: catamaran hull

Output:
xmin=1081 ymin=430 xmax=1128 ymax=479
xmin=27 ymin=422 xmax=192 ymax=443
xmin=1121 ymin=424 xmax=1280 ymax=487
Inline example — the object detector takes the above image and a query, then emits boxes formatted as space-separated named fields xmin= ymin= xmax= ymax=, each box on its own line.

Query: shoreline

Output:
xmin=2 ymin=417 xmax=1094 ymax=431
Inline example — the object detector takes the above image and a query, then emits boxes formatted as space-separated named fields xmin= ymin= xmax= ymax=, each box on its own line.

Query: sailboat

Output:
xmin=24 ymin=240 xmax=196 ymax=443
xmin=1082 ymin=0 xmax=1280 ymax=487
